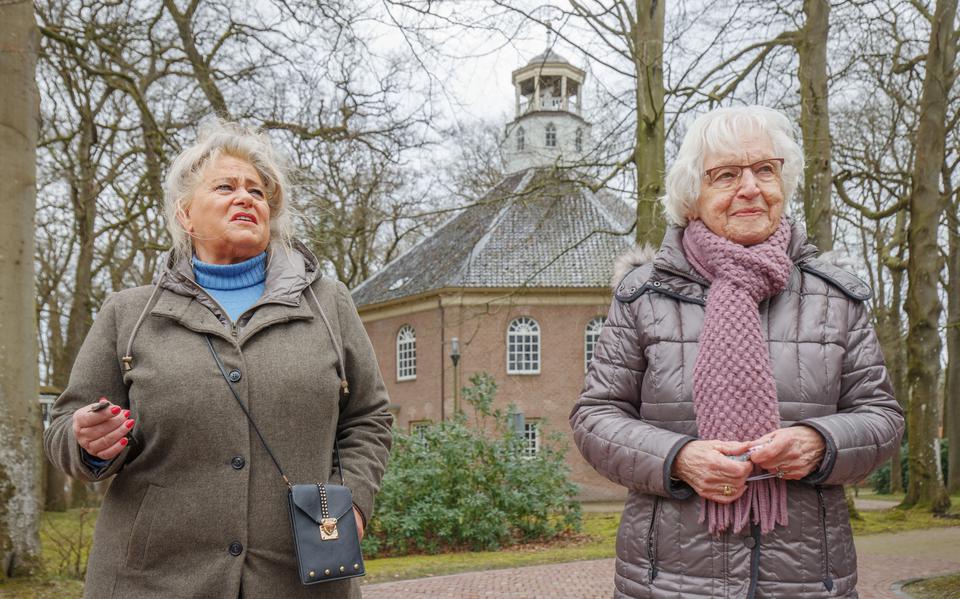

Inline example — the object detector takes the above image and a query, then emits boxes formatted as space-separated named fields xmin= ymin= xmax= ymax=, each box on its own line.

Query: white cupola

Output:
xmin=504 ymin=44 xmax=591 ymax=173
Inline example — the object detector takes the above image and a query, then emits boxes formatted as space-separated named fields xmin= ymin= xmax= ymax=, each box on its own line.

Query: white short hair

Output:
xmin=661 ymin=105 xmax=804 ymax=227
xmin=163 ymin=118 xmax=294 ymax=258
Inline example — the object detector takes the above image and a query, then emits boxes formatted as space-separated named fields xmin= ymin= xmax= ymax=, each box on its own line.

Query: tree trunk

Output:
xmin=902 ymin=0 xmax=956 ymax=513
xmin=796 ymin=0 xmax=833 ymax=251
xmin=60 ymin=114 xmax=99 ymax=389
xmin=887 ymin=213 xmax=908 ymax=494
xmin=632 ymin=0 xmax=666 ymax=246
xmin=946 ymin=200 xmax=960 ymax=493
xmin=0 ymin=0 xmax=42 ymax=577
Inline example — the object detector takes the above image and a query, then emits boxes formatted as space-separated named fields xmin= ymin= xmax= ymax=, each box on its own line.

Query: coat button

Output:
xmin=231 ymin=456 xmax=246 ymax=470
xmin=743 ymin=536 xmax=757 ymax=549
xmin=229 ymin=541 xmax=243 ymax=556
xmin=228 ymin=369 xmax=241 ymax=382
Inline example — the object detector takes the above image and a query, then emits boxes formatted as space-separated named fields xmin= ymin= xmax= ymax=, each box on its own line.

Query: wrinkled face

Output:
xmin=179 ymin=154 xmax=271 ymax=264
xmin=689 ymin=133 xmax=784 ymax=246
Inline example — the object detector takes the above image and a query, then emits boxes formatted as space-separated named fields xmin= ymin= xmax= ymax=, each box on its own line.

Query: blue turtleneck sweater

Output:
xmin=192 ymin=252 xmax=267 ymax=322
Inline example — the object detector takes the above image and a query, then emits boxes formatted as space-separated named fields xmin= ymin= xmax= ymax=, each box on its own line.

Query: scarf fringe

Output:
xmin=700 ymin=478 xmax=789 ymax=536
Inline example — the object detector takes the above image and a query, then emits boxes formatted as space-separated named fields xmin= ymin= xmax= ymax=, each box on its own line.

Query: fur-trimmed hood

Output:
xmin=611 ymin=244 xmax=657 ymax=290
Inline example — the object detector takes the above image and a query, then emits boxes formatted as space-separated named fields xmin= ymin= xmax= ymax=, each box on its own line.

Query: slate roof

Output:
xmin=352 ymin=168 xmax=636 ymax=308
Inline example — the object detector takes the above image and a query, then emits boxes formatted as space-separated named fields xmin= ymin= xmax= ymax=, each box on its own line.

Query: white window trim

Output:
xmin=517 ymin=126 xmax=525 ymax=151
xmin=523 ymin=420 xmax=541 ymax=458
xmin=584 ymin=316 xmax=604 ymax=373
xmin=506 ymin=316 xmax=541 ymax=375
xmin=396 ymin=325 xmax=417 ymax=381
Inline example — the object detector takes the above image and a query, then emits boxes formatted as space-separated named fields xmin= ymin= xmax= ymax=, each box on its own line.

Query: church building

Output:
xmin=352 ymin=48 xmax=632 ymax=501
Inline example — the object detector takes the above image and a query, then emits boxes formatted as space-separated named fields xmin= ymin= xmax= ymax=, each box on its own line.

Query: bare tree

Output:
xmin=944 ymin=146 xmax=960 ymax=493
xmin=796 ymin=0 xmax=833 ymax=250
xmin=0 ymin=0 xmax=42 ymax=577
xmin=903 ymin=0 xmax=956 ymax=512
xmin=34 ymin=0 xmax=434 ymax=389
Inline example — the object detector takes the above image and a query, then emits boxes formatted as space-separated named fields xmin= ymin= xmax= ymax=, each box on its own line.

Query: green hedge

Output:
xmin=362 ymin=373 xmax=582 ymax=557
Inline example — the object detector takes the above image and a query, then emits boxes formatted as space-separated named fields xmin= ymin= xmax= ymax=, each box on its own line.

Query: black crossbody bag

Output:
xmin=205 ymin=335 xmax=365 ymax=585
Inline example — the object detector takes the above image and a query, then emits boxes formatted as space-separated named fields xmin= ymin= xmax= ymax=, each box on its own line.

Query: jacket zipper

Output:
xmin=746 ymin=523 xmax=761 ymax=599
xmin=647 ymin=496 xmax=662 ymax=582
xmin=816 ymin=486 xmax=835 ymax=592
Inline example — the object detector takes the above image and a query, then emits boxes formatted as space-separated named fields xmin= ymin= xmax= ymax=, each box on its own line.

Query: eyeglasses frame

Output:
xmin=703 ymin=158 xmax=785 ymax=189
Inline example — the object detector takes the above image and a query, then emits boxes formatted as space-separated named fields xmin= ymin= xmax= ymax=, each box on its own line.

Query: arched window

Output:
xmin=584 ymin=317 xmax=604 ymax=372
xmin=507 ymin=316 xmax=540 ymax=374
xmin=396 ymin=325 xmax=416 ymax=381
xmin=545 ymin=123 xmax=557 ymax=148
xmin=517 ymin=126 xmax=525 ymax=151
xmin=575 ymin=128 xmax=583 ymax=152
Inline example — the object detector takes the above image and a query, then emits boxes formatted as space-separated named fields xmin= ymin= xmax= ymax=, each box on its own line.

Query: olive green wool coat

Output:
xmin=44 ymin=243 xmax=393 ymax=599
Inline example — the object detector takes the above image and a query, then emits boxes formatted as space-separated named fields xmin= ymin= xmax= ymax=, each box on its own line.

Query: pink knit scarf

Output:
xmin=681 ymin=217 xmax=792 ymax=535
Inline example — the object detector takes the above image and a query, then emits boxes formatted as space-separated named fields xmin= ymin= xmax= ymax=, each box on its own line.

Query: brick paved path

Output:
xmin=362 ymin=527 xmax=960 ymax=599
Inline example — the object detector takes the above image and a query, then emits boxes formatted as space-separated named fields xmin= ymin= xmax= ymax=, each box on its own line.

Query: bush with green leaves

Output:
xmin=362 ymin=373 xmax=582 ymax=557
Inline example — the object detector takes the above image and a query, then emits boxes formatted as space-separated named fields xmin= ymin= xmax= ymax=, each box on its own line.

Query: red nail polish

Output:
xmin=123 ymin=410 xmax=130 ymax=418
xmin=125 ymin=420 xmax=135 ymax=429
xmin=120 ymin=438 xmax=128 ymax=447
xmin=110 ymin=406 xmax=122 ymax=415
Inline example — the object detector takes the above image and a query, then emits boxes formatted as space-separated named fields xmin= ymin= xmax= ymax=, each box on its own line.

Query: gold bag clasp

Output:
xmin=320 ymin=517 xmax=339 ymax=540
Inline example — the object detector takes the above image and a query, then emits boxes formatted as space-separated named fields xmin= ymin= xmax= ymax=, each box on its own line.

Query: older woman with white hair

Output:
xmin=44 ymin=120 xmax=393 ymax=599
xmin=571 ymin=105 xmax=902 ymax=598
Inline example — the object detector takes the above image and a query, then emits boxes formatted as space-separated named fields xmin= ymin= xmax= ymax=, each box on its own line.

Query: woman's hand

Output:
xmin=72 ymin=398 xmax=135 ymax=460
xmin=353 ymin=506 xmax=364 ymax=541
xmin=748 ymin=427 xmax=826 ymax=480
xmin=672 ymin=440 xmax=755 ymax=504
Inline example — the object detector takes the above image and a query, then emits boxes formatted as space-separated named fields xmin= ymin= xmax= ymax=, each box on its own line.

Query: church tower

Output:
xmin=504 ymin=45 xmax=591 ymax=173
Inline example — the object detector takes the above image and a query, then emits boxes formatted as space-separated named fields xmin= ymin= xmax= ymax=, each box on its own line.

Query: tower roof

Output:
xmin=526 ymin=48 xmax=571 ymax=66
xmin=352 ymin=169 xmax=635 ymax=307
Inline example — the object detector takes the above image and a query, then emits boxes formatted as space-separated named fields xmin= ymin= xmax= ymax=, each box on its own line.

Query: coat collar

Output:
xmin=151 ymin=240 xmax=323 ymax=338
xmin=653 ymin=216 xmax=817 ymax=286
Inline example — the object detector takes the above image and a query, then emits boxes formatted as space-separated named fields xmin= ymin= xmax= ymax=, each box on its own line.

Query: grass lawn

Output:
xmin=3 ymin=498 xmax=959 ymax=595
xmin=850 ymin=502 xmax=960 ymax=536
xmin=364 ymin=511 xmax=620 ymax=584
xmin=902 ymin=572 xmax=960 ymax=599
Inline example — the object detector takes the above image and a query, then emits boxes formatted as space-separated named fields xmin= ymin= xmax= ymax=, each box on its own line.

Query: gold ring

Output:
xmin=722 ymin=484 xmax=733 ymax=496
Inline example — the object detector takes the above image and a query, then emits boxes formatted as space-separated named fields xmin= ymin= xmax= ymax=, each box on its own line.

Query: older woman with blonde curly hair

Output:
xmin=45 ymin=120 xmax=393 ymax=599
xmin=572 ymin=105 xmax=903 ymax=598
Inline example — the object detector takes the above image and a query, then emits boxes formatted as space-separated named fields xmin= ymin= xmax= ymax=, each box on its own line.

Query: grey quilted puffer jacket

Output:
xmin=571 ymin=220 xmax=903 ymax=599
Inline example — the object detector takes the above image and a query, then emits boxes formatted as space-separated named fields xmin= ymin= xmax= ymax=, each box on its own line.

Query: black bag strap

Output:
xmin=204 ymin=335 xmax=344 ymax=487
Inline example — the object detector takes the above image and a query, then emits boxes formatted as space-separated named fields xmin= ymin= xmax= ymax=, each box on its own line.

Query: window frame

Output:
xmin=584 ymin=316 xmax=604 ymax=373
xmin=517 ymin=126 xmax=525 ymax=151
xmin=507 ymin=316 xmax=541 ymax=375
xmin=396 ymin=324 xmax=417 ymax=381
xmin=545 ymin=122 xmax=557 ymax=148
xmin=522 ymin=420 xmax=541 ymax=458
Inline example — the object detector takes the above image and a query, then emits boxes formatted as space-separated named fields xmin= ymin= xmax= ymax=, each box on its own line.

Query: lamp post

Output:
xmin=450 ymin=337 xmax=461 ymax=417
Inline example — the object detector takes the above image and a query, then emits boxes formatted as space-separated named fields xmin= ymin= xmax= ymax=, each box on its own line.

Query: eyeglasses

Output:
xmin=703 ymin=158 xmax=784 ymax=190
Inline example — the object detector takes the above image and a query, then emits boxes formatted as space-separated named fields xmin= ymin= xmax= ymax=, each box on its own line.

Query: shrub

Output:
xmin=362 ymin=373 xmax=582 ymax=557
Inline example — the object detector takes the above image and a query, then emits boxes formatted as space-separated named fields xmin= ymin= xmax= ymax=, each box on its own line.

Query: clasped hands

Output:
xmin=671 ymin=427 xmax=826 ymax=504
